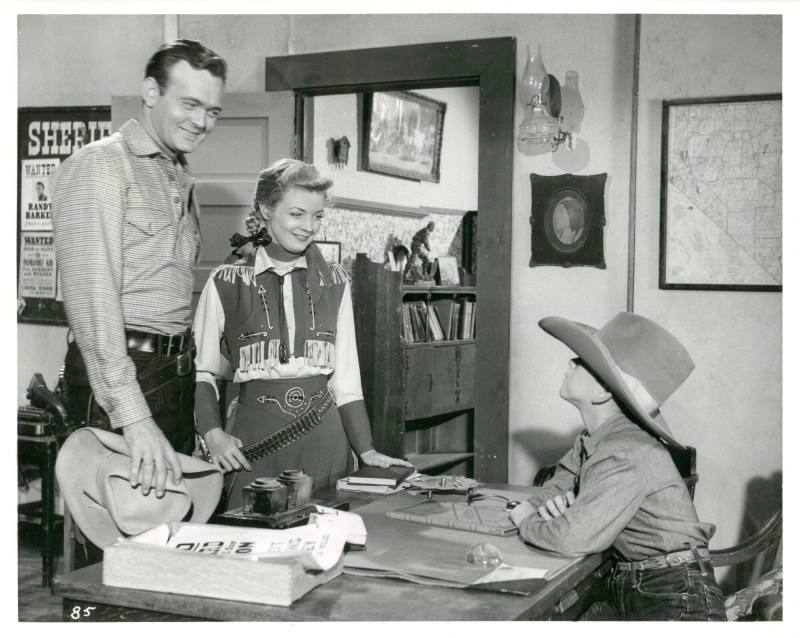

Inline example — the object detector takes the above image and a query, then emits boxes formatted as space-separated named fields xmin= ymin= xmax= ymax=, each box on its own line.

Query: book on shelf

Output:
xmin=401 ymin=303 xmax=413 ymax=341
xmin=401 ymin=297 xmax=475 ymax=343
xmin=427 ymin=306 xmax=445 ymax=341
xmin=346 ymin=464 xmax=417 ymax=487
xmin=429 ymin=298 xmax=455 ymax=340
xmin=450 ymin=302 xmax=461 ymax=340
xmin=385 ymin=499 xmax=517 ymax=537
xmin=409 ymin=302 xmax=426 ymax=341
xmin=458 ymin=300 xmax=476 ymax=339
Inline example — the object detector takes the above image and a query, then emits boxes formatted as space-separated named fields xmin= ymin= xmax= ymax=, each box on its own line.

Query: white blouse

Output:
xmin=193 ymin=247 xmax=364 ymax=408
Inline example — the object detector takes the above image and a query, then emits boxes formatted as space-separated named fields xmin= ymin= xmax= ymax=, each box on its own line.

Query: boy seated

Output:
xmin=509 ymin=312 xmax=726 ymax=621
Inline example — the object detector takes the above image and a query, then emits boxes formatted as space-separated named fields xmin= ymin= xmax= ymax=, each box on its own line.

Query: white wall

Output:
xmin=312 ymin=88 xmax=479 ymax=211
xmin=17 ymin=14 xmax=782 ymax=557
xmin=635 ymin=14 xmax=782 ymax=554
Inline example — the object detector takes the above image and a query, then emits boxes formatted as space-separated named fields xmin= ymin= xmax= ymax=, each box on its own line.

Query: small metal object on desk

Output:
xmin=467 ymin=491 xmax=520 ymax=510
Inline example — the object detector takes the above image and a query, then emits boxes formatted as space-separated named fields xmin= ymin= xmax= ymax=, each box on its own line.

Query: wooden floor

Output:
xmin=18 ymin=526 xmax=64 ymax=622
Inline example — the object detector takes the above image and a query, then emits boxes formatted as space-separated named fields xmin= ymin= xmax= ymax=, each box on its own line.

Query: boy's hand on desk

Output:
xmin=537 ymin=491 xmax=575 ymax=521
xmin=360 ymin=449 xmax=413 ymax=468
xmin=509 ymin=501 xmax=536 ymax=527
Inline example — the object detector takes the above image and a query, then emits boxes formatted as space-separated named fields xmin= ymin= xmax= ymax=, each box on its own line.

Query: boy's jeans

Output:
xmin=608 ymin=561 xmax=727 ymax=621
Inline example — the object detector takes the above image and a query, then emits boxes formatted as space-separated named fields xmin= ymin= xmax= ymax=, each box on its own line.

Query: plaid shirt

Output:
xmin=517 ymin=415 xmax=715 ymax=560
xmin=52 ymin=119 xmax=200 ymax=430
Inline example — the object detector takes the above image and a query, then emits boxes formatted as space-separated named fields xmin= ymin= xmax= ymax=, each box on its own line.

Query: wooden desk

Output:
xmin=53 ymin=486 xmax=612 ymax=621
xmin=56 ymin=553 xmax=610 ymax=621
xmin=18 ymin=432 xmax=67 ymax=588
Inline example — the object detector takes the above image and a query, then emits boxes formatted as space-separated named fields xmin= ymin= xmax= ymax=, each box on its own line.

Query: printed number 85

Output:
xmin=70 ymin=605 xmax=96 ymax=620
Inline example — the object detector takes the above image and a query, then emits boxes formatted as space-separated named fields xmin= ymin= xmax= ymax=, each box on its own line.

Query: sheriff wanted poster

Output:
xmin=17 ymin=106 xmax=111 ymax=323
xmin=19 ymin=232 xmax=56 ymax=298
xmin=21 ymin=158 xmax=59 ymax=231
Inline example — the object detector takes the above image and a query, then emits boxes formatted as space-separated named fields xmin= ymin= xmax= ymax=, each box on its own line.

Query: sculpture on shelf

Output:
xmin=404 ymin=221 xmax=436 ymax=283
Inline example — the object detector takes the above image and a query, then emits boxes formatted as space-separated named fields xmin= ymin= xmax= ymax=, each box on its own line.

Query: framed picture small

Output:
xmin=361 ymin=90 xmax=446 ymax=183
xmin=435 ymin=256 xmax=460 ymax=286
xmin=315 ymin=240 xmax=342 ymax=264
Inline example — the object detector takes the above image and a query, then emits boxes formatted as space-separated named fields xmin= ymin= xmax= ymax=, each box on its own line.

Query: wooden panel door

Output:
xmin=111 ymin=92 xmax=294 ymax=301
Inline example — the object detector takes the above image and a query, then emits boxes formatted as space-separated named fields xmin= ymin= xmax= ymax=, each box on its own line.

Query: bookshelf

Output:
xmin=353 ymin=253 xmax=478 ymax=477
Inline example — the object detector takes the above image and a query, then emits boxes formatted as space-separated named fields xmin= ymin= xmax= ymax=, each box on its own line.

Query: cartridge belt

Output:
xmin=239 ymin=390 xmax=335 ymax=463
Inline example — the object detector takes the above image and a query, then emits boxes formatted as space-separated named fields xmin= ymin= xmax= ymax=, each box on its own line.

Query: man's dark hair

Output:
xmin=144 ymin=38 xmax=227 ymax=93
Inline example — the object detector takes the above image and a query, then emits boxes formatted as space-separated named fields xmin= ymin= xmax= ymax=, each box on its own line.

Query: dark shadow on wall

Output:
xmin=512 ymin=424 xmax=583 ymax=484
xmin=718 ymin=471 xmax=782 ymax=594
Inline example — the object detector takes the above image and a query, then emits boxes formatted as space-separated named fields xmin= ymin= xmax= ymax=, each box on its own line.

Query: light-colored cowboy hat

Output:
xmin=539 ymin=312 xmax=694 ymax=448
xmin=55 ymin=427 xmax=223 ymax=549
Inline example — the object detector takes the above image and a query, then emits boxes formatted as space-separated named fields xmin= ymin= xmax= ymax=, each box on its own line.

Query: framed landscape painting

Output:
xmin=361 ymin=91 xmax=446 ymax=183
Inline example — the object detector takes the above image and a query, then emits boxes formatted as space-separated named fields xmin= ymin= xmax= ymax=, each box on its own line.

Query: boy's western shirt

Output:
xmin=517 ymin=415 xmax=714 ymax=559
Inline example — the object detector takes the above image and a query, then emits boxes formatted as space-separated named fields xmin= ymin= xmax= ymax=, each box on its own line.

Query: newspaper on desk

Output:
xmin=128 ymin=506 xmax=366 ymax=572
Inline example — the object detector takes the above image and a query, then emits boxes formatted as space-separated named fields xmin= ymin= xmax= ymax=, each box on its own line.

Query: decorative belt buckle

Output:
xmin=175 ymin=350 xmax=193 ymax=376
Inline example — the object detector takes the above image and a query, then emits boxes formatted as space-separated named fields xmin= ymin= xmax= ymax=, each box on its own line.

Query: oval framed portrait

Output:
xmin=542 ymin=188 xmax=590 ymax=255
xmin=529 ymin=172 xmax=607 ymax=268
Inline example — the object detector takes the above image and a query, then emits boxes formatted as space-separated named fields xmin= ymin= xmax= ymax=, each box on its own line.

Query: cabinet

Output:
xmin=353 ymin=254 xmax=478 ymax=476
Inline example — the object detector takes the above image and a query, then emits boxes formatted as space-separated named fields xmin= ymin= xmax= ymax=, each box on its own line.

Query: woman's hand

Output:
xmin=360 ymin=449 xmax=413 ymax=469
xmin=203 ymin=428 xmax=252 ymax=473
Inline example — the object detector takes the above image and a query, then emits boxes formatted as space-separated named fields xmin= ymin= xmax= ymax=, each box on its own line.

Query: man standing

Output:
xmin=52 ymin=39 xmax=226 ymax=499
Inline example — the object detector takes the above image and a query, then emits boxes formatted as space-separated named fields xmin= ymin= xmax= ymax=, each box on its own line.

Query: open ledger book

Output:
xmin=386 ymin=498 xmax=517 ymax=537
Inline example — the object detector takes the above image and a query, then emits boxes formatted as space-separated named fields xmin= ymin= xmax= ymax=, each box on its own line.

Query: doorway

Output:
xmin=264 ymin=38 xmax=515 ymax=481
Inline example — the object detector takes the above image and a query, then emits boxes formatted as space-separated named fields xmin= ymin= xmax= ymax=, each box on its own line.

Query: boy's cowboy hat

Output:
xmin=539 ymin=312 xmax=694 ymax=448
xmin=55 ymin=428 xmax=223 ymax=548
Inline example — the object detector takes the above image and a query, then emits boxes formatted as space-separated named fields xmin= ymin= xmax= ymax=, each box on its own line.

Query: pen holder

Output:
xmin=277 ymin=469 xmax=313 ymax=507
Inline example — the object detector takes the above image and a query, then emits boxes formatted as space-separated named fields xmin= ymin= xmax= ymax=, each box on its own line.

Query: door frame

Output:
xmin=264 ymin=38 xmax=514 ymax=481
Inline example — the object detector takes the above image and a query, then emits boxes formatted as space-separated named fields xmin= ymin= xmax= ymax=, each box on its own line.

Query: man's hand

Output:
xmin=203 ymin=428 xmax=252 ymax=473
xmin=360 ymin=449 xmax=413 ymax=468
xmin=122 ymin=418 xmax=183 ymax=497
xmin=537 ymin=491 xmax=576 ymax=521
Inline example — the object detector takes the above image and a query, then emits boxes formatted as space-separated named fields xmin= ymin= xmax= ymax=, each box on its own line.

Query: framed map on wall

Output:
xmin=659 ymin=94 xmax=782 ymax=292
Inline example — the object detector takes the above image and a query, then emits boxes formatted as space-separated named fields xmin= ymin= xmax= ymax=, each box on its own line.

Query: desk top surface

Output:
xmin=54 ymin=485 xmax=608 ymax=621
xmin=56 ymin=554 xmax=606 ymax=621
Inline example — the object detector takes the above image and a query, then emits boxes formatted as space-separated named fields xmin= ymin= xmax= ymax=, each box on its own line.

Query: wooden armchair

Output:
xmin=711 ymin=507 xmax=783 ymax=621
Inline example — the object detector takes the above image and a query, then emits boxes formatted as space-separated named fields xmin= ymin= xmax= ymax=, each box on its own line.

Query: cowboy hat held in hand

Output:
xmin=539 ymin=312 xmax=694 ymax=448
xmin=55 ymin=427 xmax=223 ymax=549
